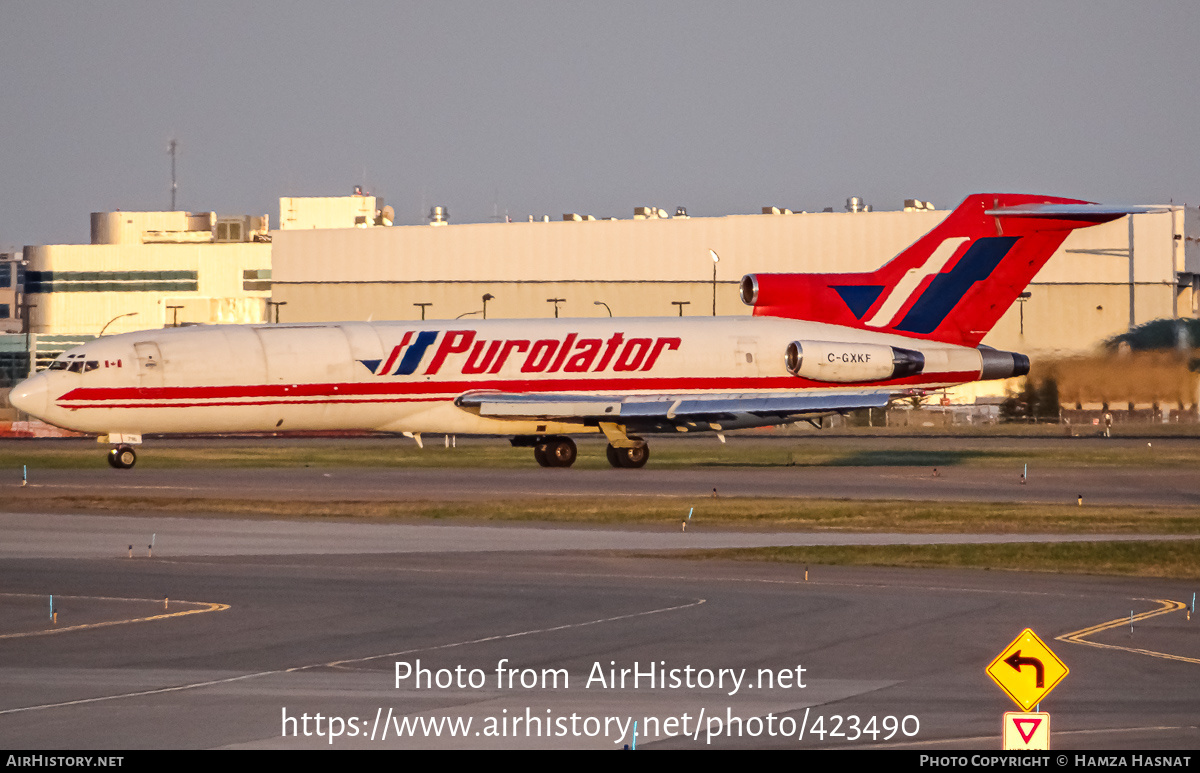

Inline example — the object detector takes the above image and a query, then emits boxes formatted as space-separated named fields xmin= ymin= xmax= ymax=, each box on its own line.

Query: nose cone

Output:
xmin=10 ymin=373 xmax=49 ymax=419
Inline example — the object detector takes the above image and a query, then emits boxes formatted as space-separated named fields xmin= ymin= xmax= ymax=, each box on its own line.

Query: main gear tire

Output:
xmin=606 ymin=443 xmax=649 ymax=468
xmin=620 ymin=443 xmax=649 ymax=469
xmin=545 ymin=437 xmax=577 ymax=468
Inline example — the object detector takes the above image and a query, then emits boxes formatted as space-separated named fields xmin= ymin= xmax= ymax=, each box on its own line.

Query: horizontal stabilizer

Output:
xmin=985 ymin=203 xmax=1171 ymax=219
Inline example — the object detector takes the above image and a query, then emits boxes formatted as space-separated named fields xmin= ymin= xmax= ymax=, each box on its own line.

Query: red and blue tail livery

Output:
xmin=742 ymin=194 xmax=1132 ymax=347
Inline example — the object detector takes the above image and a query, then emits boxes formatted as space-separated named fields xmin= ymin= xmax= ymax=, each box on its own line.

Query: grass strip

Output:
xmin=645 ymin=541 xmax=1200 ymax=579
xmin=8 ymin=494 xmax=1200 ymax=534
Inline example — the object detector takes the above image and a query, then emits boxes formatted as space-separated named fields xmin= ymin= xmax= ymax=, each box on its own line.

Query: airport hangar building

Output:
xmin=17 ymin=210 xmax=275 ymax=373
xmin=15 ymin=194 xmax=1196 ymax=405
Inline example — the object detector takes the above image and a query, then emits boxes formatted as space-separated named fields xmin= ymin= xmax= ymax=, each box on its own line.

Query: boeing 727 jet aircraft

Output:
xmin=10 ymin=194 xmax=1147 ymax=469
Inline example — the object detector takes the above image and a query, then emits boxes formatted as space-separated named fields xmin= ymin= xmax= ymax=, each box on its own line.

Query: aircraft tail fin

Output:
xmin=742 ymin=194 xmax=1156 ymax=347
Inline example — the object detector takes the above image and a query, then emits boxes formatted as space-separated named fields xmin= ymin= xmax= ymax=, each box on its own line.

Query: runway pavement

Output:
xmin=0 ymin=512 xmax=1192 ymax=560
xmin=8 ymin=463 xmax=1200 ymax=508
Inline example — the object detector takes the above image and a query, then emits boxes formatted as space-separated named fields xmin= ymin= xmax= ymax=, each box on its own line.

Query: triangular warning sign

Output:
xmin=1014 ymin=717 xmax=1042 ymax=743
xmin=1003 ymin=712 xmax=1049 ymax=750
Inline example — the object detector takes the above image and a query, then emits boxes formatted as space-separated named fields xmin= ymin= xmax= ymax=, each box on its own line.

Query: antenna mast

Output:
xmin=168 ymin=139 xmax=178 ymax=210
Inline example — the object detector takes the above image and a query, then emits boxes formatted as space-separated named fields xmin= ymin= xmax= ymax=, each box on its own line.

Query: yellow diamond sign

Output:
xmin=986 ymin=628 xmax=1068 ymax=711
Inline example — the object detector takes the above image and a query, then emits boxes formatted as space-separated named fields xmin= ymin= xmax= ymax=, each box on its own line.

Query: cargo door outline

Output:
xmin=734 ymin=337 xmax=759 ymax=376
xmin=133 ymin=342 xmax=164 ymax=388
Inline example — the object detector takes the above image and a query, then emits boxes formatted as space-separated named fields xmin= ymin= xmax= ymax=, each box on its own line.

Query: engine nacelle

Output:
xmin=785 ymin=341 xmax=925 ymax=383
xmin=978 ymin=347 xmax=1030 ymax=380
xmin=741 ymin=273 xmax=794 ymax=307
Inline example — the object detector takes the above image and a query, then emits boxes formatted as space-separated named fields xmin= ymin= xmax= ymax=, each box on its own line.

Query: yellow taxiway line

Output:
xmin=1057 ymin=598 xmax=1197 ymax=665
xmin=0 ymin=592 xmax=228 ymax=639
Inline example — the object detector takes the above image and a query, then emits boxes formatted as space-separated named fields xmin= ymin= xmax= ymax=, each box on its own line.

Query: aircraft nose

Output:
xmin=10 ymin=373 xmax=49 ymax=418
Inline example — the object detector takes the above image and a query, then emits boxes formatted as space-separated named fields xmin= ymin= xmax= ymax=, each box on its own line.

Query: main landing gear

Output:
xmin=606 ymin=442 xmax=649 ymax=469
xmin=533 ymin=436 xmax=577 ymax=468
xmin=513 ymin=435 xmax=650 ymax=468
xmin=107 ymin=444 xmax=137 ymax=469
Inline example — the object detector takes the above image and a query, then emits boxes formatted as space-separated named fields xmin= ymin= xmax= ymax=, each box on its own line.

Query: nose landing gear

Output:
xmin=107 ymin=444 xmax=137 ymax=469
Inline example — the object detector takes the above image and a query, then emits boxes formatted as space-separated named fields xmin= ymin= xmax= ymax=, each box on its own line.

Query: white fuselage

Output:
xmin=11 ymin=316 xmax=985 ymax=437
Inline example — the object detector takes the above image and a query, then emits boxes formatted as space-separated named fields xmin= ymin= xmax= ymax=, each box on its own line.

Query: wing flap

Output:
xmin=455 ymin=390 xmax=891 ymax=423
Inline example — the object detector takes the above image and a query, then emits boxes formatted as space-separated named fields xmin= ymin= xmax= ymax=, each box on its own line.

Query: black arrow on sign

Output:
xmin=1005 ymin=650 xmax=1045 ymax=688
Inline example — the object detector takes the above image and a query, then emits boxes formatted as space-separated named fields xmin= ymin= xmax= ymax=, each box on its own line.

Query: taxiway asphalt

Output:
xmin=1 ymin=436 xmax=1198 ymax=750
xmin=0 ymin=549 xmax=1196 ymax=750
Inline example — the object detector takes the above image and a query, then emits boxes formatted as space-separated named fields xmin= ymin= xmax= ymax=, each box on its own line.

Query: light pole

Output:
xmin=266 ymin=301 xmax=287 ymax=324
xmin=710 ymin=250 xmax=720 ymax=316
xmin=413 ymin=302 xmax=431 ymax=320
xmin=547 ymin=298 xmax=565 ymax=318
xmin=22 ymin=299 xmax=35 ymax=376
xmin=166 ymin=305 xmax=183 ymax=327
xmin=99 ymin=311 xmax=139 ymax=337
xmin=1017 ymin=291 xmax=1031 ymax=336
xmin=593 ymin=301 xmax=612 ymax=317
xmin=671 ymin=301 xmax=690 ymax=316
xmin=482 ymin=293 xmax=494 ymax=320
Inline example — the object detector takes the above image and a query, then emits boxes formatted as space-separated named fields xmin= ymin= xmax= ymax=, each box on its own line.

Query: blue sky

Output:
xmin=3 ymin=1 xmax=1198 ymax=247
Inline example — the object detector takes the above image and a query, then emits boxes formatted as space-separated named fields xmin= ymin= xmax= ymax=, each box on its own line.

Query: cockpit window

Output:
xmin=48 ymin=361 xmax=68 ymax=370
xmin=68 ymin=361 xmax=83 ymax=373
xmin=84 ymin=361 xmax=99 ymax=372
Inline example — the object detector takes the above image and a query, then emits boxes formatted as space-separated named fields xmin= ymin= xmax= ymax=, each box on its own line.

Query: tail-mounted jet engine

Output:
xmin=978 ymin=347 xmax=1030 ymax=380
xmin=784 ymin=341 xmax=925 ymax=383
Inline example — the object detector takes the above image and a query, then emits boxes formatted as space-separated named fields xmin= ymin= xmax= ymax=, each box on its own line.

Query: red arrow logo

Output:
xmin=1013 ymin=716 xmax=1042 ymax=744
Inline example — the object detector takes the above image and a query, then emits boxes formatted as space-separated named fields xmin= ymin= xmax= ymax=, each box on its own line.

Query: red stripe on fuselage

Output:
xmin=54 ymin=371 xmax=979 ymax=409
xmin=61 ymin=396 xmax=449 ymax=410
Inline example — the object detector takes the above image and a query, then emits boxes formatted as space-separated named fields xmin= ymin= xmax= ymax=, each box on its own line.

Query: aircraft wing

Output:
xmin=455 ymin=389 xmax=891 ymax=429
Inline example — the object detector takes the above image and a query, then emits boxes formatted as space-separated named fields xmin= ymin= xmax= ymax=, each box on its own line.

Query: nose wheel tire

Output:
xmin=606 ymin=443 xmax=649 ymax=469
xmin=107 ymin=445 xmax=137 ymax=469
xmin=533 ymin=436 xmax=577 ymax=468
